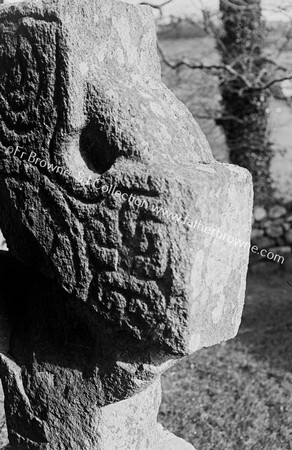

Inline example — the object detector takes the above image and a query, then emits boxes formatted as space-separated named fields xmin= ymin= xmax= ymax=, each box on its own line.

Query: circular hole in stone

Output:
xmin=79 ymin=121 xmax=119 ymax=174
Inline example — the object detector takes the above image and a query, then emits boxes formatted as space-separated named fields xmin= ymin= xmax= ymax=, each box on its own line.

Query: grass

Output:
xmin=159 ymin=268 xmax=292 ymax=450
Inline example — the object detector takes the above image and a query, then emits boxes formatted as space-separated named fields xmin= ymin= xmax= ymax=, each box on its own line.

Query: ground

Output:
xmin=159 ymin=265 xmax=292 ymax=450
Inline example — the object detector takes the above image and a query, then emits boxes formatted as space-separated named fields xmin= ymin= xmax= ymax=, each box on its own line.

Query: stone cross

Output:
xmin=0 ymin=0 xmax=253 ymax=448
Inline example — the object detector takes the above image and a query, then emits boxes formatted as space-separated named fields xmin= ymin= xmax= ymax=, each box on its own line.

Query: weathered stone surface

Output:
xmin=253 ymin=206 xmax=267 ymax=222
xmin=256 ymin=236 xmax=276 ymax=250
xmin=271 ymin=218 xmax=287 ymax=227
xmin=158 ymin=424 xmax=196 ymax=450
xmin=250 ymin=202 xmax=292 ymax=252
xmin=285 ymin=230 xmax=292 ymax=245
xmin=283 ymin=222 xmax=291 ymax=232
xmin=266 ymin=223 xmax=283 ymax=239
xmin=0 ymin=0 xmax=253 ymax=448
xmin=268 ymin=205 xmax=287 ymax=219
xmin=269 ymin=246 xmax=291 ymax=256
xmin=0 ymin=0 xmax=252 ymax=359
xmin=0 ymin=231 xmax=6 ymax=251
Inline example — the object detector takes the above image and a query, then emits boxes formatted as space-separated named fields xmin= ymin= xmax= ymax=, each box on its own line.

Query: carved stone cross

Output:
xmin=0 ymin=0 xmax=253 ymax=448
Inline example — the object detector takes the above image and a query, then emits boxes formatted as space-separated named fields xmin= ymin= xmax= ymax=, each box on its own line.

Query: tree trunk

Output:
xmin=218 ymin=0 xmax=273 ymax=206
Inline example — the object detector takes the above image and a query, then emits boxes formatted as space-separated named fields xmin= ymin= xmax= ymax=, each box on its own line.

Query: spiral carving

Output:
xmin=0 ymin=19 xmax=59 ymax=152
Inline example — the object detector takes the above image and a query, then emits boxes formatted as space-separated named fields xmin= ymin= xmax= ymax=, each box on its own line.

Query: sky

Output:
xmin=125 ymin=0 xmax=292 ymax=21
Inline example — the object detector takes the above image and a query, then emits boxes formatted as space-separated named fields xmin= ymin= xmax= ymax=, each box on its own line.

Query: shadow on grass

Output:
xmin=238 ymin=269 xmax=292 ymax=373
xmin=159 ymin=267 xmax=292 ymax=450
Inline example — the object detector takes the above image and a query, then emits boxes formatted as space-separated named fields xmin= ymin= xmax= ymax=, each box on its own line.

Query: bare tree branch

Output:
xmin=155 ymin=0 xmax=292 ymax=96
xmin=248 ymin=73 xmax=292 ymax=92
xmin=196 ymin=112 xmax=244 ymax=124
xmin=139 ymin=0 xmax=173 ymax=17
xmin=261 ymin=58 xmax=288 ymax=72
xmin=159 ymin=38 xmax=292 ymax=95
xmin=219 ymin=0 xmax=264 ymax=11
xmin=157 ymin=43 xmax=253 ymax=87
xmin=199 ymin=8 xmax=229 ymax=55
